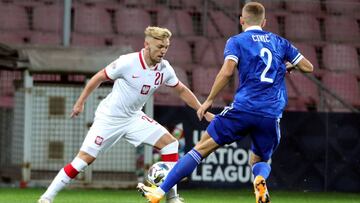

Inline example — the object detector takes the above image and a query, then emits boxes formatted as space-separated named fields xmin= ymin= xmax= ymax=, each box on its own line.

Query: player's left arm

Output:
xmin=173 ymin=82 xmax=215 ymax=122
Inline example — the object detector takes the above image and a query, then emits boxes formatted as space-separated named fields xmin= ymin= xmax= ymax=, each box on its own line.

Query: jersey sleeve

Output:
xmin=163 ymin=61 xmax=179 ymax=87
xmin=224 ymin=37 xmax=240 ymax=64
xmin=104 ymin=56 xmax=127 ymax=80
xmin=284 ymin=41 xmax=304 ymax=66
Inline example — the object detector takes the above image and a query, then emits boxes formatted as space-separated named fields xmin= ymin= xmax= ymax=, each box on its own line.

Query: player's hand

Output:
xmin=197 ymin=100 xmax=213 ymax=121
xmin=286 ymin=62 xmax=296 ymax=74
xmin=70 ymin=102 xmax=84 ymax=118
xmin=204 ymin=112 xmax=215 ymax=122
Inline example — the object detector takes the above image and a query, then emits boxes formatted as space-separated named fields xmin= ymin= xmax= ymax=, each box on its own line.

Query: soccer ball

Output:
xmin=146 ymin=162 xmax=171 ymax=186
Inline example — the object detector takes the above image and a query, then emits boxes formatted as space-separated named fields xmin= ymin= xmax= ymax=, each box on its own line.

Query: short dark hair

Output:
xmin=242 ymin=2 xmax=265 ymax=25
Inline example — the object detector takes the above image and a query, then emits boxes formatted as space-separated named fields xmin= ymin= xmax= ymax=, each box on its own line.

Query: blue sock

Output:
xmin=160 ymin=148 xmax=202 ymax=193
xmin=252 ymin=162 xmax=271 ymax=179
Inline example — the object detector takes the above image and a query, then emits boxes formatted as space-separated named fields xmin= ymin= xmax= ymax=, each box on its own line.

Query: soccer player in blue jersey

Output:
xmin=138 ymin=2 xmax=313 ymax=203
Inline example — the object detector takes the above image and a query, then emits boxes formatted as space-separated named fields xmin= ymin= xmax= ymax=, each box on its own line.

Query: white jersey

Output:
xmin=95 ymin=49 xmax=179 ymax=118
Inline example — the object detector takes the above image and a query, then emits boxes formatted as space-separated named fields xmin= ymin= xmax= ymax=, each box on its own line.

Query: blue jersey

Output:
xmin=224 ymin=26 xmax=303 ymax=118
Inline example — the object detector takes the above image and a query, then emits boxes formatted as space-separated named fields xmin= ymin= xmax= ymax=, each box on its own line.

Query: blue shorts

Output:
xmin=207 ymin=107 xmax=281 ymax=161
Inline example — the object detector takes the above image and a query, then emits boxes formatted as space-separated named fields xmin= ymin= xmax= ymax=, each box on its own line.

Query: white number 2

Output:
xmin=260 ymin=48 xmax=273 ymax=83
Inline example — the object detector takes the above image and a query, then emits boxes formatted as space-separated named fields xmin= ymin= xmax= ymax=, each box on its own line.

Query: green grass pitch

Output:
xmin=0 ymin=188 xmax=359 ymax=203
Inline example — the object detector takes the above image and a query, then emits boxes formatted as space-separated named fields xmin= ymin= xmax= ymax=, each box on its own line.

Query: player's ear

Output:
xmin=240 ymin=16 xmax=245 ymax=26
xmin=144 ymin=40 xmax=149 ymax=49
xmin=261 ymin=18 xmax=266 ymax=28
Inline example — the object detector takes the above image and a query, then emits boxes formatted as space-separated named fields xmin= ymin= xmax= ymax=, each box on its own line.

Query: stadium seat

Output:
xmin=182 ymin=0 xmax=203 ymax=9
xmin=165 ymin=37 xmax=193 ymax=65
xmin=157 ymin=9 xmax=194 ymax=37
xmin=207 ymin=11 xmax=239 ymax=38
xmin=209 ymin=0 xmax=242 ymax=10
xmin=285 ymin=14 xmax=321 ymax=42
xmin=154 ymin=67 xmax=188 ymax=106
xmin=113 ymin=36 xmax=144 ymax=52
xmin=255 ymin=0 xmax=283 ymax=11
xmin=0 ymin=3 xmax=28 ymax=30
xmin=286 ymin=72 xmax=319 ymax=109
xmin=324 ymin=15 xmax=359 ymax=43
xmin=322 ymin=44 xmax=360 ymax=75
xmin=265 ymin=13 xmax=280 ymax=35
xmin=30 ymin=32 xmax=62 ymax=45
xmin=286 ymin=0 xmax=321 ymax=13
xmin=71 ymin=33 xmax=110 ymax=47
xmin=0 ymin=31 xmax=29 ymax=45
xmin=325 ymin=0 xmax=360 ymax=15
xmin=0 ymin=95 xmax=14 ymax=108
xmin=293 ymin=43 xmax=321 ymax=75
xmin=74 ymin=4 xmax=113 ymax=34
xmin=192 ymin=67 xmax=226 ymax=107
xmin=116 ymin=7 xmax=151 ymax=36
xmin=122 ymin=0 xmax=152 ymax=8
xmin=322 ymin=72 xmax=360 ymax=111
xmin=285 ymin=78 xmax=308 ymax=112
xmin=33 ymin=3 xmax=63 ymax=32
xmin=195 ymin=38 xmax=225 ymax=66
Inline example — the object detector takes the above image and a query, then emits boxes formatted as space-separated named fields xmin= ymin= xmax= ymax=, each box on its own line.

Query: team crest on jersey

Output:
xmin=141 ymin=85 xmax=151 ymax=95
xmin=95 ymin=136 xmax=104 ymax=145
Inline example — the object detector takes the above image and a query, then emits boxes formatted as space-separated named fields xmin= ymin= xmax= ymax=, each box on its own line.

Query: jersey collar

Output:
xmin=139 ymin=49 xmax=159 ymax=71
xmin=244 ymin=25 xmax=263 ymax=32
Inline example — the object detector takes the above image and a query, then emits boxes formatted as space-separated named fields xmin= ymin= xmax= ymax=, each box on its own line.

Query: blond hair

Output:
xmin=144 ymin=26 xmax=172 ymax=40
xmin=242 ymin=2 xmax=265 ymax=25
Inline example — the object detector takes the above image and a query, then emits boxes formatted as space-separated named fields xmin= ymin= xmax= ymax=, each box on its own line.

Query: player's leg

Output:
xmin=138 ymin=108 xmax=251 ymax=203
xmin=138 ymin=132 xmax=219 ymax=203
xmin=125 ymin=113 xmax=184 ymax=203
xmin=153 ymin=108 xmax=250 ymax=196
xmin=249 ymin=152 xmax=271 ymax=180
xmin=38 ymin=151 xmax=95 ymax=203
xmin=39 ymin=117 xmax=125 ymax=203
xmin=151 ymin=133 xmax=181 ymax=202
xmin=250 ymin=117 xmax=281 ymax=203
xmin=160 ymin=132 xmax=219 ymax=193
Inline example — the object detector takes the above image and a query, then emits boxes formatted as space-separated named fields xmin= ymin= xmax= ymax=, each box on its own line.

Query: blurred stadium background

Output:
xmin=0 ymin=0 xmax=359 ymax=201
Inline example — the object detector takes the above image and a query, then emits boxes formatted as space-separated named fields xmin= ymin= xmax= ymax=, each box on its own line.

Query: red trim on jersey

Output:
xmin=165 ymin=80 xmax=180 ymax=88
xmin=64 ymin=164 xmax=79 ymax=179
xmin=139 ymin=51 xmax=146 ymax=70
xmin=154 ymin=64 xmax=158 ymax=71
xmin=161 ymin=153 xmax=179 ymax=162
xmin=103 ymin=69 xmax=112 ymax=80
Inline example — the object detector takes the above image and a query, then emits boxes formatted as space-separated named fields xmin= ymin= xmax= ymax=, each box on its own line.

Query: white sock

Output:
xmin=160 ymin=141 xmax=180 ymax=200
xmin=156 ymin=187 xmax=166 ymax=197
xmin=166 ymin=185 xmax=178 ymax=199
xmin=41 ymin=169 xmax=71 ymax=200
xmin=41 ymin=157 xmax=88 ymax=200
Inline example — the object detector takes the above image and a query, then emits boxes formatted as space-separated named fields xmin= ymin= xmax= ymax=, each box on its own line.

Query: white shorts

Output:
xmin=80 ymin=111 xmax=169 ymax=157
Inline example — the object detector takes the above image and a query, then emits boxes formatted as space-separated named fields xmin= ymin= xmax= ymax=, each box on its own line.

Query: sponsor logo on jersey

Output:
xmin=95 ymin=136 xmax=104 ymax=145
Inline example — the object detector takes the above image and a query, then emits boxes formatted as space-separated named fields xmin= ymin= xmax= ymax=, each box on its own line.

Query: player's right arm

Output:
xmin=71 ymin=69 xmax=109 ymax=118
xmin=197 ymin=59 xmax=237 ymax=120
xmin=197 ymin=37 xmax=238 ymax=121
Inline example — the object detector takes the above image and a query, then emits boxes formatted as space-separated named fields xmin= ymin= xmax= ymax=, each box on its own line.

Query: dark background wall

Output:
xmin=154 ymin=106 xmax=360 ymax=192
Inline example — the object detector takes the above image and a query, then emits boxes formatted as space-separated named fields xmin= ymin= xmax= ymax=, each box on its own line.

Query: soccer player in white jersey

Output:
xmin=38 ymin=26 xmax=213 ymax=203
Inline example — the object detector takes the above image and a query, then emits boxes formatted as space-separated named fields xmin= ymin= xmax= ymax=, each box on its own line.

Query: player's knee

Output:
xmin=64 ymin=157 xmax=88 ymax=179
xmin=77 ymin=151 xmax=96 ymax=165
xmin=160 ymin=140 xmax=179 ymax=162
xmin=161 ymin=140 xmax=179 ymax=154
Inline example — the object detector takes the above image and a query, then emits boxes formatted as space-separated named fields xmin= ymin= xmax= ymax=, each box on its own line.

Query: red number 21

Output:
xmin=155 ymin=72 xmax=164 ymax=85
